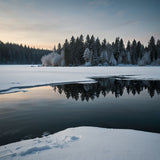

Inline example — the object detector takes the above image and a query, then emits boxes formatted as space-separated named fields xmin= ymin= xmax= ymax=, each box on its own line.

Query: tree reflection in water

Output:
xmin=51 ymin=77 xmax=160 ymax=101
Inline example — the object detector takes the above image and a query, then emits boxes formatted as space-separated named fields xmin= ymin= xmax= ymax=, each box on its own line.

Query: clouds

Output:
xmin=89 ymin=0 xmax=109 ymax=6
xmin=0 ymin=0 xmax=159 ymax=49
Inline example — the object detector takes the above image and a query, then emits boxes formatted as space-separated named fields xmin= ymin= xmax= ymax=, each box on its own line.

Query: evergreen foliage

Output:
xmin=0 ymin=41 xmax=51 ymax=64
xmin=60 ymin=35 xmax=160 ymax=66
xmin=0 ymin=35 xmax=160 ymax=65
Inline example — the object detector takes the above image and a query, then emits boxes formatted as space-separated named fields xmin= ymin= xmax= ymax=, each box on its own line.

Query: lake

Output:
xmin=0 ymin=77 xmax=160 ymax=146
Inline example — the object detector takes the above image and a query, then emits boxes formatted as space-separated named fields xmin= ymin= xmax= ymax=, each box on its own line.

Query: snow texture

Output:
xmin=1 ymin=65 xmax=160 ymax=93
xmin=0 ymin=127 xmax=160 ymax=160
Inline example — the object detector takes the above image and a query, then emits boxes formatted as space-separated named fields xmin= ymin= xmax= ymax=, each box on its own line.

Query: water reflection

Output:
xmin=0 ymin=77 xmax=160 ymax=146
xmin=52 ymin=78 xmax=160 ymax=101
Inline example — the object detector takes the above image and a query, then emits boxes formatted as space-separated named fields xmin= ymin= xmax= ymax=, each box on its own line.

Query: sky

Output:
xmin=0 ymin=0 xmax=160 ymax=49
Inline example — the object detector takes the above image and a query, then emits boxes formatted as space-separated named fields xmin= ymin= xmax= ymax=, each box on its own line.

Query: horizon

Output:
xmin=1 ymin=34 xmax=159 ymax=51
xmin=0 ymin=0 xmax=160 ymax=50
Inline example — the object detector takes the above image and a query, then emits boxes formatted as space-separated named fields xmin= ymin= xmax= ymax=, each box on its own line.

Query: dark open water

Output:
xmin=0 ymin=77 xmax=160 ymax=145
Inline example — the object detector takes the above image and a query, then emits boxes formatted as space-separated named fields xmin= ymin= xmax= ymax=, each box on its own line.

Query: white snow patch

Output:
xmin=1 ymin=65 xmax=160 ymax=93
xmin=0 ymin=127 xmax=160 ymax=160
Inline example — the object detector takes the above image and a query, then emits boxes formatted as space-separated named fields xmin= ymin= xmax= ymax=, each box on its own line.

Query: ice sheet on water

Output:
xmin=1 ymin=65 xmax=160 ymax=94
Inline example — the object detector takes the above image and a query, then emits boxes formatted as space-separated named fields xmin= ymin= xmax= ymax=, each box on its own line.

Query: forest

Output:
xmin=0 ymin=35 xmax=160 ymax=65
xmin=0 ymin=41 xmax=51 ymax=64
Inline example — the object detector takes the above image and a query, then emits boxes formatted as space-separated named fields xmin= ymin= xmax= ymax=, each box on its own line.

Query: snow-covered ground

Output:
xmin=1 ymin=65 xmax=160 ymax=93
xmin=0 ymin=127 xmax=160 ymax=160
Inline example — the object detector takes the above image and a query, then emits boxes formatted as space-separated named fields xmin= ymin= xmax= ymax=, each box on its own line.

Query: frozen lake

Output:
xmin=0 ymin=77 xmax=160 ymax=146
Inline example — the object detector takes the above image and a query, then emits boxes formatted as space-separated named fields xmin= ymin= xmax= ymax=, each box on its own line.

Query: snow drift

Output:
xmin=0 ymin=127 xmax=160 ymax=160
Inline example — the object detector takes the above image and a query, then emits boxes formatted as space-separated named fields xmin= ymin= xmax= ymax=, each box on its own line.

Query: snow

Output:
xmin=1 ymin=65 xmax=160 ymax=93
xmin=1 ymin=65 xmax=160 ymax=159
xmin=0 ymin=127 xmax=160 ymax=160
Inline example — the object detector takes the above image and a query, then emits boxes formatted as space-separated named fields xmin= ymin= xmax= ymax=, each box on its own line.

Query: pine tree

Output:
xmin=90 ymin=35 xmax=98 ymax=65
xmin=53 ymin=45 xmax=56 ymax=52
xmin=70 ymin=36 xmax=76 ymax=65
xmin=85 ymin=35 xmax=90 ymax=48
xmin=63 ymin=39 xmax=70 ymax=66
xmin=95 ymin=38 xmax=101 ymax=57
xmin=113 ymin=37 xmax=120 ymax=62
xmin=131 ymin=40 xmax=137 ymax=64
xmin=136 ymin=41 xmax=142 ymax=61
xmin=78 ymin=35 xmax=85 ymax=65
xmin=57 ymin=43 xmax=61 ymax=54
xmin=126 ymin=41 xmax=131 ymax=64
xmin=148 ymin=36 xmax=157 ymax=62
xmin=119 ymin=38 xmax=125 ymax=64
xmin=102 ymin=39 xmax=107 ymax=51
xmin=156 ymin=39 xmax=160 ymax=59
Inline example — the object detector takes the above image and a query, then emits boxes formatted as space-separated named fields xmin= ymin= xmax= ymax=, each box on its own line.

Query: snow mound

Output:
xmin=0 ymin=127 xmax=160 ymax=160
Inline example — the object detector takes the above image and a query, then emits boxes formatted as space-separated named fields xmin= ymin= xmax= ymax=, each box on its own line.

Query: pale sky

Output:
xmin=0 ymin=0 xmax=160 ymax=49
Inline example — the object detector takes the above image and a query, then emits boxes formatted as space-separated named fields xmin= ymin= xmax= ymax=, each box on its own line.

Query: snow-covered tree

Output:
xmin=126 ymin=41 xmax=131 ymax=64
xmin=138 ymin=51 xmax=151 ymax=66
xmin=109 ymin=53 xmax=117 ymax=65
xmin=100 ymin=50 xmax=109 ymax=65
xmin=83 ymin=48 xmax=92 ymax=66
xmin=41 ymin=50 xmax=65 ymax=66
xmin=60 ymin=50 xmax=65 ymax=66
xmin=119 ymin=38 xmax=125 ymax=64
xmin=1 ymin=35 xmax=160 ymax=66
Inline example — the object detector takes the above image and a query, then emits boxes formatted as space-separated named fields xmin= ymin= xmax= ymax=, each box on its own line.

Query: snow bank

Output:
xmin=1 ymin=65 xmax=160 ymax=93
xmin=0 ymin=127 xmax=160 ymax=160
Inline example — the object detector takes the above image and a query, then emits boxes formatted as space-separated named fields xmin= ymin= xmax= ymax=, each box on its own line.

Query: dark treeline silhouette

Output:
xmin=1 ymin=36 xmax=160 ymax=65
xmin=52 ymin=78 xmax=160 ymax=101
xmin=57 ymin=35 xmax=160 ymax=66
xmin=0 ymin=41 xmax=51 ymax=64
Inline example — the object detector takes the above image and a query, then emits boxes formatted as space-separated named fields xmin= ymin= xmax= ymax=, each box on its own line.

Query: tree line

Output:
xmin=0 ymin=41 xmax=51 ymax=64
xmin=56 ymin=35 xmax=160 ymax=66
xmin=1 ymin=35 xmax=160 ymax=65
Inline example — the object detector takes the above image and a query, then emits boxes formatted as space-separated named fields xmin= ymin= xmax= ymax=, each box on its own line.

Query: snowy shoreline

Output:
xmin=1 ymin=65 xmax=160 ymax=94
xmin=1 ymin=65 xmax=160 ymax=159
xmin=0 ymin=127 xmax=160 ymax=160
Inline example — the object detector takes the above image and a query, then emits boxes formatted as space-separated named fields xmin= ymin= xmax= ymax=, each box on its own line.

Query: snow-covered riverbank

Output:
xmin=0 ymin=127 xmax=160 ymax=160
xmin=1 ymin=65 xmax=160 ymax=93
xmin=1 ymin=65 xmax=160 ymax=159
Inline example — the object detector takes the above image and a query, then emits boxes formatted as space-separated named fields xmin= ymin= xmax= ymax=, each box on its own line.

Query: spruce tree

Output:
xmin=156 ymin=39 xmax=160 ymax=59
xmin=63 ymin=39 xmax=70 ymax=66
xmin=148 ymin=36 xmax=156 ymax=62
xmin=131 ymin=40 xmax=137 ymax=64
